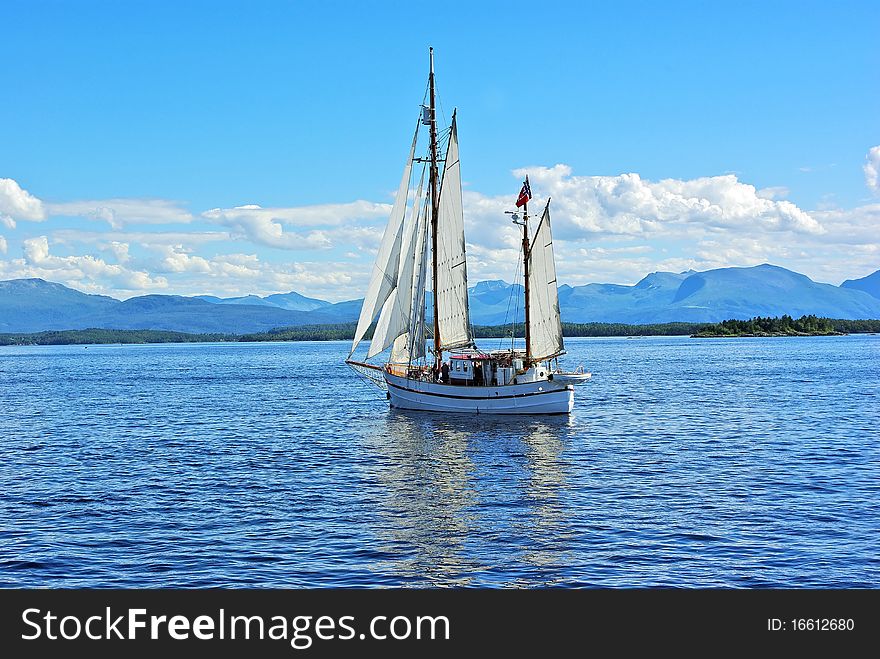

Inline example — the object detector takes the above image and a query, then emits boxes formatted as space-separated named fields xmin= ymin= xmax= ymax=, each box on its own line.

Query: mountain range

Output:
xmin=1 ymin=264 xmax=879 ymax=334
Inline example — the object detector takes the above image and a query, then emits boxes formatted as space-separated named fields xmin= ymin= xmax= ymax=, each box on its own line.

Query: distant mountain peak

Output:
xmin=634 ymin=271 xmax=687 ymax=290
xmin=469 ymin=280 xmax=510 ymax=294
xmin=3 ymin=263 xmax=880 ymax=334
xmin=4 ymin=277 xmax=51 ymax=286
xmin=841 ymin=268 xmax=880 ymax=300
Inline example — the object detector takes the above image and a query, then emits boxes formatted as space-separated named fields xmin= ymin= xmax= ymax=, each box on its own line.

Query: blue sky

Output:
xmin=1 ymin=0 xmax=878 ymax=299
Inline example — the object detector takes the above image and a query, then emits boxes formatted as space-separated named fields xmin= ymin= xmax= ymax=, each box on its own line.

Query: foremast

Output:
xmin=514 ymin=175 xmax=534 ymax=363
xmin=516 ymin=176 xmax=563 ymax=366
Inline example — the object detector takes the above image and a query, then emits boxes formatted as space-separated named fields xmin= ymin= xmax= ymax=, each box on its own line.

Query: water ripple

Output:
xmin=1 ymin=336 xmax=878 ymax=587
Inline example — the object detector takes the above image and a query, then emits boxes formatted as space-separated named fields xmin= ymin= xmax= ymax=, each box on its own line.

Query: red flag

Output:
xmin=515 ymin=177 xmax=532 ymax=208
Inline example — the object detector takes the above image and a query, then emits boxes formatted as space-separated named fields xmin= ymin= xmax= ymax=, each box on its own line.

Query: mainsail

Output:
xmin=526 ymin=203 xmax=564 ymax=360
xmin=350 ymin=124 xmax=418 ymax=356
xmin=434 ymin=113 xmax=472 ymax=350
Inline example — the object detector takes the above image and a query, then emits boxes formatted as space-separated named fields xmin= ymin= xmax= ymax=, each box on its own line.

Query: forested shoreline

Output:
xmin=2 ymin=316 xmax=879 ymax=346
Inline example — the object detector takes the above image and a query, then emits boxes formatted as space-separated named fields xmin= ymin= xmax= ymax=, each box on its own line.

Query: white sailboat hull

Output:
xmin=385 ymin=372 xmax=574 ymax=415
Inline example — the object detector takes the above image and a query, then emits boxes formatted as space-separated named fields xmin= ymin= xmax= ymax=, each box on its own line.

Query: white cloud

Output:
xmin=809 ymin=203 xmax=880 ymax=244
xmin=105 ymin=241 xmax=131 ymax=263
xmin=757 ymin=186 xmax=789 ymax=200
xmin=46 ymin=199 xmax=193 ymax=229
xmin=510 ymin=165 xmax=824 ymax=237
xmin=457 ymin=165 xmax=880 ymax=286
xmin=86 ymin=242 xmax=371 ymax=300
xmin=208 ymin=215 xmax=333 ymax=250
xmin=52 ymin=229 xmax=231 ymax=252
xmin=202 ymin=201 xmax=390 ymax=250
xmin=2 ymin=159 xmax=877 ymax=299
xmin=577 ymin=245 xmax=654 ymax=257
xmin=203 ymin=200 xmax=390 ymax=227
xmin=0 ymin=178 xmax=46 ymax=222
xmin=865 ymin=146 xmax=880 ymax=193
xmin=3 ymin=236 xmax=169 ymax=295
xmin=0 ymin=235 xmax=6 ymax=254
xmin=173 ymin=255 xmax=369 ymax=300
xmin=154 ymin=244 xmax=213 ymax=274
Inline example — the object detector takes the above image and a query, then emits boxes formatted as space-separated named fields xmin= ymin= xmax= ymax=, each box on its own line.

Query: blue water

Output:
xmin=1 ymin=335 xmax=878 ymax=588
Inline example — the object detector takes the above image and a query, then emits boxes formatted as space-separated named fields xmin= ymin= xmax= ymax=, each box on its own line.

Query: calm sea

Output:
xmin=1 ymin=336 xmax=878 ymax=588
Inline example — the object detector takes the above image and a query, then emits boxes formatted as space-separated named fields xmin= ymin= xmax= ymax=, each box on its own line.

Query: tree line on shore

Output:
xmin=693 ymin=315 xmax=836 ymax=336
xmin=1 ymin=316 xmax=879 ymax=346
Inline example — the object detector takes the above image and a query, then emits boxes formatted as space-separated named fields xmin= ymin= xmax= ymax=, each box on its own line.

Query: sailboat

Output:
xmin=346 ymin=49 xmax=590 ymax=414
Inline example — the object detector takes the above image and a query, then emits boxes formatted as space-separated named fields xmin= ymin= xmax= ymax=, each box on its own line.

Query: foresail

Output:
xmin=368 ymin=172 xmax=425 ymax=359
xmin=350 ymin=125 xmax=418 ymax=356
xmin=408 ymin=195 xmax=430 ymax=361
xmin=527 ymin=204 xmax=564 ymax=360
xmin=390 ymin=195 xmax=430 ymax=363
xmin=368 ymin=289 xmax=399 ymax=359
xmin=435 ymin=114 xmax=472 ymax=350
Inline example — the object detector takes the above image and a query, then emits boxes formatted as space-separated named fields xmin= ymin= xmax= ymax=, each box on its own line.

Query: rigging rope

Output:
xmin=500 ymin=251 xmax=524 ymax=352
xmin=347 ymin=362 xmax=388 ymax=391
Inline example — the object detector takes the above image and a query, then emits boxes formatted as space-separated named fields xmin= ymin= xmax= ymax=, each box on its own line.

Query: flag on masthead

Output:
xmin=515 ymin=176 xmax=532 ymax=208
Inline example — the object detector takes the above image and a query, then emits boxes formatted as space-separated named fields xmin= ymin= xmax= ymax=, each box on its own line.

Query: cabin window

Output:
xmin=463 ymin=364 xmax=468 ymax=372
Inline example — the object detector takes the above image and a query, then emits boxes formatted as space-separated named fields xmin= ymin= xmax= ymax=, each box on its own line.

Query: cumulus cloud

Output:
xmin=188 ymin=254 xmax=369 ymax=300
xmin=154 ymin=244 xmax=213 ymax=274
xmin=4 ymin=236 xmax=169 ymax=294
xmin=3 ymin=159 xmax=877 ymax=299
xmin=205 ymin=213 xmax=330 ymax=250
xmin=101 ymin=242 xmax=370 ymax=300
xmin=0 ymin=235 xmax=6 ymax=254
xmin=105 ymin=241 xmax=131 ymax=263
xmin=0 ymin=178 xmax=46 ymax=224
xmin=454 ymin=166 xmax=847 ymax=285
xmin=510 ymin=165 xmax=824 ymax=237
xmin=202 ymin=201 xmax=390 ymax=250
xmin=865 ymin=146 xmax=880 ymax=193
xmin=46 ymin=199 xmax=193 ymax=229
xmin=458 ymin=165 xmax=880 ymax=286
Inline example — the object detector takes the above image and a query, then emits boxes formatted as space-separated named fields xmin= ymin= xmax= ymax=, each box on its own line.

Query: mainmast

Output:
xmin=522 ymin=178 xmax=532 ymax=363
xmin=429 ymin=47 xmax=441 ymax=370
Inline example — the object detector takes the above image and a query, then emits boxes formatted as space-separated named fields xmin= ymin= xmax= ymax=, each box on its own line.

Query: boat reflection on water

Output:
xmin=361 ymin=410 xmax=575 ymax=586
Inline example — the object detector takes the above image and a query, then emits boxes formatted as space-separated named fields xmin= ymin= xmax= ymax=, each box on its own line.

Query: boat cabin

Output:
xmin=438 ymin=350 xmax=553 ymax=387
xmin=447 ymin=353 xmax=491 ymax=386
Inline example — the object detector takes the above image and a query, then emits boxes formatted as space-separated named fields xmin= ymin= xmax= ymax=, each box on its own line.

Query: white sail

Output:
xmin=408 ymin=195 xmax=430 ymax=360
xmin=368 ymin=173 xmax=425 ymax=358
xmin=390 ymin=330 xmax=410 ymax=364
xmin=369 ymin=289 xmax=399 ymax=359
xmin=390 ymin=195 xmax=430 ymax=363
xmin=350 ymin=125 xmax=418 ymax=356
xmin=527 ymin=204 xmax=564 ymax=360
xmin=435 ymin=114 xmax=472 ymax=350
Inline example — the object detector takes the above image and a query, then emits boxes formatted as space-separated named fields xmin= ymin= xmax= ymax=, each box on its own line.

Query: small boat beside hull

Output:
xmin=552 ymin=372 xmax=592 ymax=385
xmin=385 ymin=372 xmax=574 ymax=415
